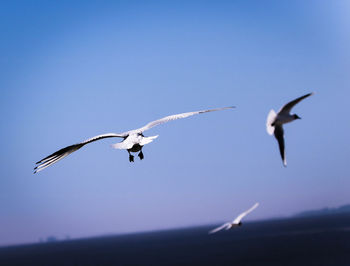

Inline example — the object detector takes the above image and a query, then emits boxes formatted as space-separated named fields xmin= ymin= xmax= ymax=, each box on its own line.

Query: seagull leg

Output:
xmin=138 ymin=150 xmax=144 ymax=160
xmin=128 ymin=150 xmax=134 ymax=162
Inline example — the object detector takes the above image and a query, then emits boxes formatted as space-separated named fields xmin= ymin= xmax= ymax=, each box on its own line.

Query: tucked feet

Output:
xmin=129 ymin=154 xmax=134 ymax=162
xmin=138 ymin=151 xmax=144 ymax=160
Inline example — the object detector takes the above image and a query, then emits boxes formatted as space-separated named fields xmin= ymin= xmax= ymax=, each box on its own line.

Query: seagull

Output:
xmin=34 ymin=106 xmax=234 ymax=173
xmin=266 ymin=93 xmax=314 ymax=166
xmin=209 ymin=202 xmax=259 ymax=234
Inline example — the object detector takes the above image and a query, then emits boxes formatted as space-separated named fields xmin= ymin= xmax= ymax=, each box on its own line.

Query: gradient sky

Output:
xmin=1 ymin=0 xmax=350 ymax=246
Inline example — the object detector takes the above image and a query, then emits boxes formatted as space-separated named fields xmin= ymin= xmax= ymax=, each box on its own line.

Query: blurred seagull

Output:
xmin=209 ymin=202 xmax=259 ymax=234
xmin=34 ymin=106 xmax=234 ymax=173
xmin=266 ymin=93 xmax=314 ymax=166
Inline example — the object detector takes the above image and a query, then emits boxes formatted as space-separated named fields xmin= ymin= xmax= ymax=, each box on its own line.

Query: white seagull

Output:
xmin=209 ymin=203 xmax=259 ymax=234
xmin=34 ymin=106 xmax=234 ymax=173
xmin=266 ymin=93 xmax=314 ymax=166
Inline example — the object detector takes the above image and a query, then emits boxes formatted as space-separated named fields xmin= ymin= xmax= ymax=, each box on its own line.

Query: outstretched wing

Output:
xmin=126 ymin=106 xmax=234 ymax=135
xmin=208 ymin=222 xmax=231 ymax=234
xmin=279 ymin=92 xmax=314 ymax=114
xmin=273 ymin=125 xmax=286 ymax=166
xmin=233 ymin=202 xmax=259 ymax=224
xmin=34 ymin=133 xmax=126 ymax=173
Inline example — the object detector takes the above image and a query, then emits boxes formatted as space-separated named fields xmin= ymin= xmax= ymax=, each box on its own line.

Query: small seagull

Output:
xmin=209 ymin=203 xmax=259 ymax=234
xmin=266 ymin=93 xmax=314 ymax=166
xmin=34 ymin=106 xmax=234 ymax=173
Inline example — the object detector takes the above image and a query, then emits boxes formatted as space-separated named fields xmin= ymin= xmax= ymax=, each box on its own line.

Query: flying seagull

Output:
xmin=266 ymin=93 xmax=314 ymax=166
xmin=209 ymin=202 xmax=259 ymax=234
xmin=34 ymin=106 xmax=234 ymax=173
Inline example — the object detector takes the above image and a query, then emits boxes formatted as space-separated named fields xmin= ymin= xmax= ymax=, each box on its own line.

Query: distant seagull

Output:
xmin=209 ymin=203 xmax=259 ymax=234
xmin=266 ymin=93 xmax=314 ymax=166
xmin=34 ymin=107 xmax=234 ymax=173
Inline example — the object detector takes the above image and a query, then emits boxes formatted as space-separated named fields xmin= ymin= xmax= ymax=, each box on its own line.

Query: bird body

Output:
xmin=266 ymin=93 xmax=314 ymax=166
xmin=112 ymin=134 xmax=159 ymax=151
xmin=273 ymin=113 xmax=297 ymax=126
xmin=34 ymin=107 xmax=233 ymax=173
xmin=209 ymin=202 xmax=259 ymax=234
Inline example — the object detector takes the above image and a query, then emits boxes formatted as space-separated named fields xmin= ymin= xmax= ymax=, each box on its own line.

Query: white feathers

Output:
xmin=139 ymin=135 xmax=158 ymax=146
xmin=111 ymin=141 xmax=134 ymax=150
xmin=83 ymin=133 xmax=127 ymax=144
xmin=110 ymin=134 xmax=159 ymax=149
xmin=209 ymin=203 xmax=259 ymax=234
xmin=208 ymin=223 xmax=231 ymax=234
xmin=232 ymin=202 xmax=259 ymax=224
xmin=266 ymin=109 xmax=276 ymax=135
xmin=126 ymin=106 xmax=235 ymax=135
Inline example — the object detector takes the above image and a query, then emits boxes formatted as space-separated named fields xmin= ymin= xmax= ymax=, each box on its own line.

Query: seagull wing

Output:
xmin=273 ymin=125 xmax=286 ymax=166
xmin=266 ymin=109 xmax=277 ymax=135
xmin=34 ymin=133 xmax=126 ymax=173
xmin=127 ymin=106 xmax=234 ymax=134
xmin=208 ymin=222 xmax=231 ymax=234
xmin=233 ymin=203 xmax=259 ymax=224
xmin=279 ymin=92 xmax=314 ymax=114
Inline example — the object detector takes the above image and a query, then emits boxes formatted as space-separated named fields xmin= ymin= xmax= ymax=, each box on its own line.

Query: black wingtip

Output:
xmin=304 ymin=92 xmax=314 ymax=98
xmin=223 ymin=106 xmax=236 ymax=109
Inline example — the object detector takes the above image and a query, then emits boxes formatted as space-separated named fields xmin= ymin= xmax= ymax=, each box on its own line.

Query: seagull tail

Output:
xmin=266 ymin=109 xmax=276 ymax=135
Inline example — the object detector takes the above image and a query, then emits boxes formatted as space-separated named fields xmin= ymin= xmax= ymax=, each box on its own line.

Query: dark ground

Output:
xmin=1 ymin=213 xmax=350 ymax=266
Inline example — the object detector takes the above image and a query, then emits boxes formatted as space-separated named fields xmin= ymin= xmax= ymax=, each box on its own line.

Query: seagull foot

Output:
xmin=129 ymin=155 xmax=134 ymax=162
xmin=138 ymin=151 xmax=144 ymax=160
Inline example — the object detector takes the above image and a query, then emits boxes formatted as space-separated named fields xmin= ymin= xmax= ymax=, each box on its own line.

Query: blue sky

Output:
xmin=1 ymin=0 xmax=350 ymax=246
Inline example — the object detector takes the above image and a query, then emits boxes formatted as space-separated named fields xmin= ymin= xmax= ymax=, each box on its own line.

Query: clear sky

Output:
xmin=1 ymin=0 xmax=349 ymax=246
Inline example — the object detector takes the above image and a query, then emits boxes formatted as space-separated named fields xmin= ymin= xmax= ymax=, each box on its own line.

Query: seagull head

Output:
xmin=293 ymin=114 xmax=301 ymax=120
